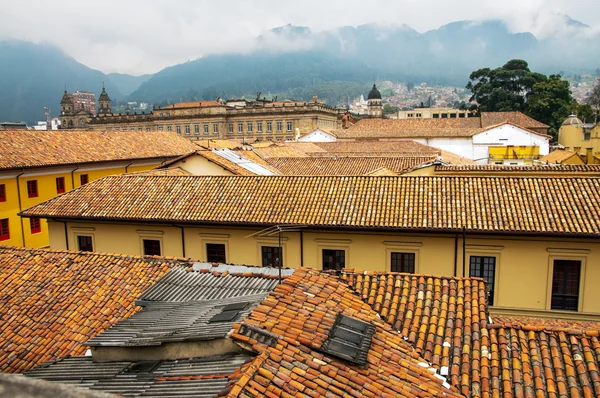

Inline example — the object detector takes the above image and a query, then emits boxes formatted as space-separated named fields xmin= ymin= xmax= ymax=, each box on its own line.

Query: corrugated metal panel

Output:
xmin=138 ymin=265 xmax=290 ymax=303
xmin=25 ymin=353 xmax=252 ymax=398
xmin=213 ymin=148 xmax=276 ymax=175
xmin=87 ymin=293 xmax=266 ymax=347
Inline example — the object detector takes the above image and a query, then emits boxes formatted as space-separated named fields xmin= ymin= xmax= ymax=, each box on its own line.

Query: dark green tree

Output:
xmin=465 ymin=59 xmax=546 ymax=112
xmin=585 ymin=78 xmax=600 ymax=117
xmin=569 ymin=102 xmax=596 ymax=124
xmin=525 ymin=74 xmax=573 ymax=138
xmin=383 ymin=104 xmax=400 ymax=115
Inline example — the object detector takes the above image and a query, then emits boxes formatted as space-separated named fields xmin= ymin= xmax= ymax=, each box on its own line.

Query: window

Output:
xmin=584 ymin=131 xmax=591 ymax=141
xmin=167 ymin=125 xmax=172 ymax=132
xmin=158 ymin=126 xmax=164 ymax=132
xmin=323 ymin=249 xmax=345 ymax=271
xmin=27 ymin=180 xmax=38 ymax=198
xmin=257 ymin=122 xmax=263 ymax=133
xmin=30 ymin=217 xmax=41 ymax=234
xmin=391 ymin=252 xmax=415 ymax=273
xmin=213 ymin=124 xmax=219 ymax=134
xmin=432 ymin=114 xmax=439 ymax=118
xmin=247 ymin=123 xmax=253 ymax=133
xmin=266 ymin=121 xmax=272 ymax=133
xmin=470 ymin=256 xmax=496 ymax=306
xmin=0 ymin=184 xmax=5 ymax=202
xmin=459 ymin=113 xmax=465 ymax=118
xmin=143 ymin=239 xmax=161 ymax=256
xmin=228 ymin=123 xmax=233 ymax=134
xmin=286 ymin=122 xmax=292 ymax=132
xmin=441 ymin=114 xmax=448 ymax=118
xmin=276 ymin=121 xmax=283 ymax=132
xmin=80 ymin=174 xmax=89 ymax=185
xmin=184 ymin=125 xmax=190 ymax=135
xmin=204 ymin=124 xmax=209 ymax=135
xmin=551 ymin=260 xmax=581 ymax=311
xmin=194 ymin=124 xmax=200 ymax=135
xmin=176 ymin=126 xmax=181 ymax=134
xmin=77 ymin=235 xmax=93 ymax=252
xmin=450 ymin=113 xmax=457 ymax=118
xmin=238 ymin=123 xmax=243 ymax=134
xmin=0 ymin=218 xmax=9 ymax=241
xmin=262 ymin=246 xmax=282 ymax=267
xmin=145 ymin=127 xmax=150 ymax=132
xmin=206 ymin=243 xmax=226 ymax=263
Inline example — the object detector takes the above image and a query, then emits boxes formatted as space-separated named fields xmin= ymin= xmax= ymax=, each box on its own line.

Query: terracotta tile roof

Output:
xmin=341 ymin=270 xmax=489 ymax=395
xmin=252 ymin=142 xmax=328 ymax=158
xmin=313 ymin=140 xmax=441 ymax=154
xmin=0 ymin=130 xmax=198 ymax=170
xmin=491 ymin=314 xmax=600 ymax=330
xmin=365 ymin=166 xmax=399 ymax=176
xmin=128 ymin=167 xmax=193 ymax=176
xmin=434 ymin=164 xmax=600 ymax=174
xmin=195 ymin=139 xmax=245 ymax=150
xmin=481 ymin=111 xmax=549 ymax=129
xmin=265 ymin=156 xmax=437 ymax=175
xmin=437 ymin=150 xmax=478 ymax=165
xmin=340 ymin=270 xmax=600 ymax=397
xmin=338 ymin=119 xmax=484 ymax=139
xmin=158 ymin=101 xmax=222 ymax=109
xmin=0 ymin=246 xmax=192 ymax=373
xmin=22 ymin=175 xmax=600 ymax=237
xmin=539 ymin=149 xmax=584 ymax=164
xmin=225 ymin=268 xmax=462 ymax=397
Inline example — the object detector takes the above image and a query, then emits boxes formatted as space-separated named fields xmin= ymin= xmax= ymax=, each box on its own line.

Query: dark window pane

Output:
xmin=551 ymin=260 xmax=581 ymax=311
xmin=0 ymin=218 xmax=9 ymax=241
xmin=27 ymin=180 xmax=38 ymax=198
xmin=56 ymin=177 xmax=65 ymax=193
xmin=143 ymin=239 xmax=161 ymax=256
xmin=391 ymin=252 xmax=415 ymax=273
xmin=206 ymin=243 xmax=226 ymax=263
xmin=80 ymin=174 xmax=89 ymax=185
xmin=323 ymin=249 xmax=345 ymax=271
xmin=77 ymin=235 xmax=93 ymax=252
xmin=262 ymin=246 xmax=282 ymax=267
xmin=469 ymin=256 xmax=496 ymax=306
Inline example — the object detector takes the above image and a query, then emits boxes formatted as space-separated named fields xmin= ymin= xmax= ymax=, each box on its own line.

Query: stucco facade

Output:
xmin=47 ymin=220 xmax=600 ymax=319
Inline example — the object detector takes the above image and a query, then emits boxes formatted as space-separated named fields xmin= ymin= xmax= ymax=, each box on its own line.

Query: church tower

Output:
xmin=60 ymin=89 xmax=73 ymax=115
xmin=367 ymin=84 xmax=382 ymax=117
xmin=98 ymin=84 xmax=111 ymax=116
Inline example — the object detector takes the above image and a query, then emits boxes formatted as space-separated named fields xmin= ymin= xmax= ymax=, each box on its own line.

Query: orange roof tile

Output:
xmin=0 ymin=246 xmax=192 ymax=373
xmin=338 ymin=118 xmax=484 ymax=139
xmin=434 ymin=164 xmax=600 ymax=174
xmin=225 ymin=268 xmax=462 ymax=397
xmin=481 ymin=111 xmax=549 ymax=129
xmin=266 ymin=156 xmax=437 ymax=175
xmin=0 ymin=130 xmax=198 ymax=170
xmin=539 ymin=149 xmax=584 ymax=164
xmin=158 ymin=101 xmax=222 ymax=109
xmin=22 ymin=175 xmax=600 ymax=237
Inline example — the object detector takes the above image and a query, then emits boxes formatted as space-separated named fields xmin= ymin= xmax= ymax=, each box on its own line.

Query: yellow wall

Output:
xmin=171 ymin=155 xmax=235 ymax=176
xmin=48 ymin=220 xmax=600 ymax=318
xmin=0 ymin=161 xmax=163 ymax=248
xmin=558 ymin=123 xmax=600 ymax=162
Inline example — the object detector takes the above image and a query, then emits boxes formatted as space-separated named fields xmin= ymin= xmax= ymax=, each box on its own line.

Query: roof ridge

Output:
xmin=340 ymin=269 xmax=487 ymax=282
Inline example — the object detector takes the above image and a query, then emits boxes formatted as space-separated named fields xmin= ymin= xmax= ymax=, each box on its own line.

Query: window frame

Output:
xmin=550 ymin=259 xmax=581 ymax=311
xmin=261 ymin=246 xmax=282 ymax=268
xmin=30 ymin=217 xmax=41 ymax=234
xmin=286 ymin=121 xmax=293 ymax=132
xmin=266 ymin=121 xmax=272 ymax=133
xmin=176 ymin=125 xmax=181 ymax=134
xmin=322 ymin=249 xmax=345 ymax=271
xmin=204 ymin=124 xmax=209 ymax=135
xmin=0 ymin=184 xmax=6 ymax=202
xmin=469 ymin=255 xmax=497 ymax=306
xmin=206 ymin=243 xmax=226 ymax=263
xmin=276 ymin=121 xmax=283 ymax=132
xmin=194 ymin=124 xmax=200 ymax=135
xmin=76 ymin=235 xmax=94 ymax=252
xmin=27 ymin=180 xmax=38 ymax=198
xmin=238 ymin=123 xmax=243 ymax=134
xmin=142 ymin=239 xmax=162 ymax=256
xmin=0 ymin=218 xmax=9 ymax=241
xmin=247 ymin=122 xmax=253 ymax=133
xmin=228 ymin=123 xmax=233 ymax=134
xmin=213 ymin=123 xmax=219 ymax=134
xmin=257 ymin=122 xmax=263 ymax=133
xmin=390 ymin=252 xmax=416 ymax=273
xmin=184 ymin=125 xmax=191 ymax=135
xmin=80 ymin=174 xmax=89 ymax=185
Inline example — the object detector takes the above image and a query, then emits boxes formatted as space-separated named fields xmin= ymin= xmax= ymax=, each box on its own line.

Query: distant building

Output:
xmin=0 ymin=122 xmax=27 ymax=130
xmin=558 ymin=114 xmax=600 ymax=163
xmin=60 ymin=88 xmax=99 ymax=129
xmin=397 ymin=106 xmax=472 ymax=119
xmin=367 ymin=84 xmax=383 ymax=117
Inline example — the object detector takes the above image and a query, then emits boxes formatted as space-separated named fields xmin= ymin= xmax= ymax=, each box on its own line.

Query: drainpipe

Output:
xmin=174 ymin=225 xmax=186 ymax=257
xmin=462 ymin=226 xmax=467 ymax=277
xmin=71 ymin=165 xmax=80 ymax=189
xmin=64 ymin=221 xmax=69 ymax=250
xmin=15 ymin=169 xmax=26 ymax=246
xmin=453 ymin=234 xmax=458 ymax=277
xmin=125 ymin=160 xmax=134 ymax=174
xmin=300 ymin=230 xmax=304 ymax=268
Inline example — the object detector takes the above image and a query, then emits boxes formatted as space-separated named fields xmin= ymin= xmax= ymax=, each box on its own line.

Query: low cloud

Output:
xmin=0 ymin=0 xmax=597 ymax=75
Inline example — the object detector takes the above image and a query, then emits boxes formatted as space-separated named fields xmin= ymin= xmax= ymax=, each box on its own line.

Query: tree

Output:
xmin=526 ymin=74 xmax=573 ymax=138
xmin=383 ymin=104 xmax=400 ymax=115
xmin=465 ymin=59 xmax=546 ymax=112
xmin=570 ymin=102 xmax=595 ymax=124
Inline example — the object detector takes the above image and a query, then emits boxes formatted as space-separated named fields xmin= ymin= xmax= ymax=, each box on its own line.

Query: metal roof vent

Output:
xmin=320 ymin=313 xmax=375 ymax=366
xmin=208 ymin=302 xmax=249 ymax=323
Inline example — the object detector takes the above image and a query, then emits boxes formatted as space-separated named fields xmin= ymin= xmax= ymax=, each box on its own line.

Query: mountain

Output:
xmin=106 ymin=73 xmax=151 ymax=97
xmin=0 ymin=41 xmax=142 ymax=124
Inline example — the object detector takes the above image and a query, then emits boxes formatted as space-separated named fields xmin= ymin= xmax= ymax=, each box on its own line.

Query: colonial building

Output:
xmin=367 ymin=84 xmax=383 ymax=117
xmin=397 ymin=106 xmax=472 ymax=119
xmin=22 ymin=174 xmax=600 ymax=319
xmin=60 ymin=89 xmax=98 ymax=129
xmin=0 ymin=130 xmax=197 ymax=248
xmin=558 ymin=114 xmax=600 ymax=163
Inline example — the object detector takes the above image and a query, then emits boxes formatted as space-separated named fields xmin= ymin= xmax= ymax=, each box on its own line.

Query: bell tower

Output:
xmin=367 ymin=84 xmax=383 ymax=117
xmin=98 ymin=83 xmax=111 ymax=116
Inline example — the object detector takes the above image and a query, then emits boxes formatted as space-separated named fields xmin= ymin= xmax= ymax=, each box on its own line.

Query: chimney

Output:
xmin=586 ymin=148 xmax=593 ymax=164
xmin=574 ymin=146 xmax=582 ymax=155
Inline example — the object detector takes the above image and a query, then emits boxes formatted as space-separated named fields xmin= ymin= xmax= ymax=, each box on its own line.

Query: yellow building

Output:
xmin=0 ymin=130 xmax=197 ymax=248
xmin=558 ymin=115 xmax=600 ymax=163
xmin=397 ymin=107 xmax=472 ymax=119
xmin=404 ymin=163 xmax=600 ymax=177
xmin=22 ymin=174 xmax=600 ymax=320
xmin=539 ymin=148 xmax=585 ymax=165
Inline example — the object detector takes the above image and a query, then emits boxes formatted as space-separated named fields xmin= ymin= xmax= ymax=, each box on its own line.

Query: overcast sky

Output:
xmin=0 ymin=0 xmax=598 ymax=75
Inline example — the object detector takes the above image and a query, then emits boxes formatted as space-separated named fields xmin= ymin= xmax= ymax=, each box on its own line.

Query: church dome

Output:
xmin=99 ymin=86 xmax=110 ymax=102
xmin=561 ymin=114 xmax=583 ymax=126
xmin=367 ymin=84 xmax=382 ymax=100
xmin=60 ymin=90 xmax=72 ymax=105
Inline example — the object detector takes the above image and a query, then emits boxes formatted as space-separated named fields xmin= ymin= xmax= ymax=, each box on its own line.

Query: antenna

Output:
xmin=246 ymin=224 xmax=306 ymax=283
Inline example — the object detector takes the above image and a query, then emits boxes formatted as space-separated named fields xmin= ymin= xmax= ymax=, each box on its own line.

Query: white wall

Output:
xmin=297 ymin=129 xmax=337 ymax=142
xmin=423 ymin=137 xmax=475 ymax=160
xmin=473 ymin=124 xmax=550 ymax=155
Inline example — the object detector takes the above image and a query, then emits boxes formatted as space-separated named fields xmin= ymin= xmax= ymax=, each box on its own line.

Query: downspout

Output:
xmin=64 ymin=221 xmax=69 ymax=250
xmin=15 ymin=169 xmax=26 ymax=246
xmin=453 ymin=234 xmax=458 ymax=277
xmin=174 ymin=225 xmax=186 ymax=257
xmin=125 ymin=160 xmax=134 ymax=174
xmin=462 ymin=226 xmax=467 ymax=277
xmin=71 ymin=165 xmax=80 ymax=189
xmin=300 ymin=230 xmax=304 ymax=268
